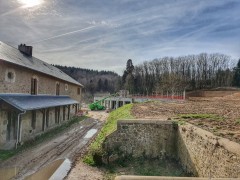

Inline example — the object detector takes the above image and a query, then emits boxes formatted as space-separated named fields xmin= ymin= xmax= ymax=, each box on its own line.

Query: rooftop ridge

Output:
xmin=0 ymin=41 xmax=83 ymax=87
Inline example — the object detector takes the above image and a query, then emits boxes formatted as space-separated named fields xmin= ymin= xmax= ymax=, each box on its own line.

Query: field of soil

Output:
xmin=132 ymin=96 xmax=240 ymax=144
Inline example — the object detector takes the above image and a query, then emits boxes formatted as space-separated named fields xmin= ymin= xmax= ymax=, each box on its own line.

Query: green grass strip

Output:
xmin=0 ymin=116 xmax=86 ymax=161
xmin=83 ymin=104 xmax=134 ymax=166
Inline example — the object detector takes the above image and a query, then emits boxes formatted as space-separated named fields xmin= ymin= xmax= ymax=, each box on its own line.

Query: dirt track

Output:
xmin=66 ymin=110 xmax=109 ymax=180
xmin=0 ymin=117 xmax=103 ymax=180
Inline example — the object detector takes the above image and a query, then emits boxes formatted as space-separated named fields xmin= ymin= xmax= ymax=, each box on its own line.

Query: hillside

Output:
xmin=54 ymin=65 xmax=120 ymax=96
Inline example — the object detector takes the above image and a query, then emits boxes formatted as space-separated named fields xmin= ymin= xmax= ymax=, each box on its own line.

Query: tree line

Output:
xmin=54 ymin=65 xmax=120 ymax=96
xmin=122 ymin=53 xmax=238 ymax=95
xmin=54 ymin=52 xmax=240 ymax=98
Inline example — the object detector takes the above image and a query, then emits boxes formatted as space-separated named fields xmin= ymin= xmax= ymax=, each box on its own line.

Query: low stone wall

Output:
xmin=103 ymin=120 xmax=177 ymax=163
xmin=103 ymin=120 xmax=240 ymax=178
xmin=178 ymin=123 xmax=240 ymax=178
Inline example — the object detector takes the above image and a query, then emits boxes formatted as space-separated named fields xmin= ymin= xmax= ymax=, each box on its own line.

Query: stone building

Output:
xmin=0 ymin=42 xmax=83 ymax=149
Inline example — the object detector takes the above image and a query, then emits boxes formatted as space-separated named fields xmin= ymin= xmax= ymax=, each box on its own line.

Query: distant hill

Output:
xmin=54 ymin=65 xmax=121 ymax=95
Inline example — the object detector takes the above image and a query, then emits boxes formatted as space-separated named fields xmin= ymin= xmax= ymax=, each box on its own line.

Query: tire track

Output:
xmin=0 ymin=118 xmax=103 ymax=180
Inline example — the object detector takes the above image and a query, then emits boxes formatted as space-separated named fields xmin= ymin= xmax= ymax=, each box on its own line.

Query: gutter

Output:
xmin=16 ymin=110 xmax=26 ymax=149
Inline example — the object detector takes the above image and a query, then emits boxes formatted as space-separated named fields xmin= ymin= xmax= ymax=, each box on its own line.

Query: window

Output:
xmin=5 ymin=69 xmax=16 ymax=83
xmin=67 ymin=105 xmax=70 ymax=120
xmin=8 ymin=72 xmax=14 ymax=79
xmin=31 ymin=77 xmax=38 ymax=95
xmin=56 ymin=82 xmax=60 ymax=95
xmin=55 ymin=107 xmax=60 ymax=124
xmin=32 ymin=111 xmax=36 ymax=129
xmin=77 ymin=87 xmax=81 ymax=95
xmin=65 ymin=84 xmax=68 ymax=91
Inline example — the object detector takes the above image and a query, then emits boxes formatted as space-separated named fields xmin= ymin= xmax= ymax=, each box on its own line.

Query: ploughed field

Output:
xmin=132 ymin=96 xmax=240 ymax=144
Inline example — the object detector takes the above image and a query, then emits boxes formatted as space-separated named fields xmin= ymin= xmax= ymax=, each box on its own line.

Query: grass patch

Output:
xmin=0 ymin=116 xmax=86 ymax=161
xmin=178 ymin=113 xmax=224 ymax=121
xmin=83 ymin=104 xmax=134 ymax=166
xmin=0 ymin=150 xmax=15 ymax=161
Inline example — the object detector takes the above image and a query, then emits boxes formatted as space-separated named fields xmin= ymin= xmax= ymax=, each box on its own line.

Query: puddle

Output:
xmin=84 ymin=129 xmax=97 ymax=139
xmin=49 ymin=159 xmax=71 ymax=180
xmin=0 ymin=167 xmax=18 ymax=180
xmin=25 ymin=158 xmax=71 ymax=180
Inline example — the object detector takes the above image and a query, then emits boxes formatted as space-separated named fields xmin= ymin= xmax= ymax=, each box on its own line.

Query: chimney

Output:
xmin=18 ymin=44 xmax=33 ymax=56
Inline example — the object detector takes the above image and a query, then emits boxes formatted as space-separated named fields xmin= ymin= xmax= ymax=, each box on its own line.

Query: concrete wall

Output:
xmin=0 ymin=61 xmax=82 ymax=102
xmin=94 ymin=97 xmax=133 ymax=109
xmin=103 ymin=120 xmax=240 ymax=178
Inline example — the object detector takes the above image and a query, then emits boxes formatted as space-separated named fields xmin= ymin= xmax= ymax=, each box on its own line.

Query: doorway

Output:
xmin=6 ymin=112 xmax=17 ymax=141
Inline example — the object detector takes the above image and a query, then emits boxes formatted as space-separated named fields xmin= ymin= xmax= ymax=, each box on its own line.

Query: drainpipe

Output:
xmin=16 ymin=111 xmax=26 ymax=149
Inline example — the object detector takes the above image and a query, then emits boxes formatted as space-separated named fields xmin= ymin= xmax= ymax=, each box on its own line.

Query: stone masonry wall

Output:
xmin=0 ymin=106 xmax=76 ymax=147
xmin=103 ymin=120 xmax=240 ymax=178
xmin=0 ymin=61 xmax=82 ymax=102
xmin=177 ymin=123 xmax=240 ymax=178
xmin=0 ymin=61 xmax=80 ymax=148
xmin=103 ymin=120 xmax=178 ymax=162
xmin=0 ymin=111 xmax=8 ymax=146
xmin=20 ymin=107 xmax=75 ymax=142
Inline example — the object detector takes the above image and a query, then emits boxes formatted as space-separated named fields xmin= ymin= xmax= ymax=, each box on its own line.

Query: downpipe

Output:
xmin=16 ymin=111 xmax=26 ymax=149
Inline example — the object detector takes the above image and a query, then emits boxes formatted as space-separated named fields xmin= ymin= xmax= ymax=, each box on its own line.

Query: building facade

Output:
xmin=0 ymin=42 xmax=83 ymax=149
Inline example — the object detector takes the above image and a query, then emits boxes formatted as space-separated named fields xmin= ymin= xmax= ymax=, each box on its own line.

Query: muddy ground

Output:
xmin=0 ymin=115 xmax=105 ymax=180
xmin=66 ymin=110 xmax=108 ymax=180
xmin=132 ymin=95 xmax=240 ymax=144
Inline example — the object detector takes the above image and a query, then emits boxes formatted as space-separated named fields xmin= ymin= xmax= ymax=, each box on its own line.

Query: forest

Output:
xmin=122 ymin=53 xmax=239 ymax=95
xmin=54 ymin=65 xmax=120 ymax=96
xmin=54 ymin=52 xmax=240 ymax=97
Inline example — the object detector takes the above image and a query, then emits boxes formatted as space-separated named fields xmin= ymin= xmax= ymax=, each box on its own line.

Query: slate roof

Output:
xmin=0 ymin=41 xmax=83 ymax=86
xmin=0 ymin=94 xmax=78 ymax=111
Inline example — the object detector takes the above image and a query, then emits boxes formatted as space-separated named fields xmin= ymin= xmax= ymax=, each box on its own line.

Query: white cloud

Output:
xmin=0 ymin=0 xmax=239 ymax=74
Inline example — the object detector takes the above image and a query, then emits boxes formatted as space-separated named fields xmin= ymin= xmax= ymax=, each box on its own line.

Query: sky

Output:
xmin=0 ymin=0 xmax=239 ymax=74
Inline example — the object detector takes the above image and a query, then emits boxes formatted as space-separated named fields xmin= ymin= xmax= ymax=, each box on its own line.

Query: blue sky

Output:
xmin=0 ymin=0 xmax=239 ymax=74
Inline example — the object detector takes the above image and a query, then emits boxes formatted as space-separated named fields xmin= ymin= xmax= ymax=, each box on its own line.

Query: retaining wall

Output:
xmin=178 ymin=123 xmax=240 ymax=177
xmin=103 ymin=120 xmax=177 ymax=162
xmin=103 ymin=120 xmax=240 ymax=178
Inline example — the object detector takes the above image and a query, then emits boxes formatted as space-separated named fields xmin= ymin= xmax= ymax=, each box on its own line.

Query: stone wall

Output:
xmin=0 ymin=61 xmax=82 ymax=102
xmin=178 ymin=123 xmax=240 ymax=178
xmin=0 ymin=110 xmax=8 ymax=146
xmin=20 ymin=107 xmax=74 ymax=142
xmin=103 ymin=120 xmax=178 ymax=162
xmin=0 ymin=105 xmax=76 ymax=147
xmin=103 ymin=120 xmax=240 ymax=178
xmin=0 ymin=60 xmax=81 ymax=149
